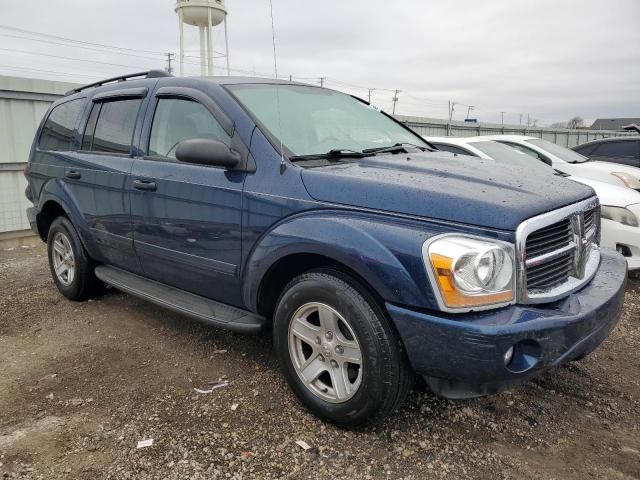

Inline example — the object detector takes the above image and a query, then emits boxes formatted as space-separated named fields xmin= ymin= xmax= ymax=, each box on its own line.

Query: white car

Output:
xmin=476 ymin=134 xmax=640 ymax=191
xmin=426 ymin=136 xmax=640 ymax=271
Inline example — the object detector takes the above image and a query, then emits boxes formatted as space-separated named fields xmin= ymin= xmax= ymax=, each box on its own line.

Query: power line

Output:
xmin=0 ymin=33 xmax=167 ymax=62
xmin=0 ymin=47 xmax=163 ymax=70
xmin=0 ymin=24 xmax=166 ymax=55
xmin=0 ymin=24 xmax=557 ymax=125
xmin=0 ymin=64 xmax=103 ymax=80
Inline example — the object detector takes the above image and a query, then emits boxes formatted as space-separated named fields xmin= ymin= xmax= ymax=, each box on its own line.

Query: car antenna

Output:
xmin=269 ymin=0 xmax=287 ymax=174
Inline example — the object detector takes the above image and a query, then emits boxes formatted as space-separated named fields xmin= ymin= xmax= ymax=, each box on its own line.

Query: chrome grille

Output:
xmin=526 ymin=250 xmax=574 ymax=289
xmin=525 ymin=218 xmax=572 ymax=258
xmin=516 ymin=197 xmax=600 ymax=304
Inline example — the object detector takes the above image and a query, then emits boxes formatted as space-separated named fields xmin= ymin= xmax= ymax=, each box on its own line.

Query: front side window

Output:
xmin=148 ymin=98 xmax=230 ymax=159
xmin=39 ymin=99 xmax=84 ymax=151
xmin=84 ymin=99 xmax=142 ymax=154
xmin=227 ymin=84 xmax=429 ymax=156
xmin=525 ymin=138 xmax=588 ymax=163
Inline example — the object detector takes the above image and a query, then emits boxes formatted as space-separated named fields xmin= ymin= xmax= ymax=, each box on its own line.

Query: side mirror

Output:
xmin=175 ymin=138 xmax=241 ymax=169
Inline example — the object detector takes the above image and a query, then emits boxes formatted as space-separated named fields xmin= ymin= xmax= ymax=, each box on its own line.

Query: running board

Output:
xmin=94 ymin=266 xmax=266 ymax=334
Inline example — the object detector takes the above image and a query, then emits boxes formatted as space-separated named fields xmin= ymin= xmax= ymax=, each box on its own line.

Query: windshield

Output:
xmin=227 ymin=84 xmax=430 ymax=156
xmin=470 ymin=141 xmax=551 ymax=172
xmin=525 ymin=138 xmax=589 ymax=163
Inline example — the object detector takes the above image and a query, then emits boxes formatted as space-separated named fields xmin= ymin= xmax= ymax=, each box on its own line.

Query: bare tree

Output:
xmin=567 ymin=116 xmax=585 ymax=129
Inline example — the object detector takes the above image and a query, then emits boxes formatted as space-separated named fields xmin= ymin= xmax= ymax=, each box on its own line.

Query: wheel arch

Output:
xmin=35 ymin=179 xmax=102 ymax=260
xmin=243 ymin=211 xmax=433 ymax=318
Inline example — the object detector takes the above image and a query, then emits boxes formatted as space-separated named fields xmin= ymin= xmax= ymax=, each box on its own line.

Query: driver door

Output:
xmin=130 ymin=90 xmax=245 ymax=305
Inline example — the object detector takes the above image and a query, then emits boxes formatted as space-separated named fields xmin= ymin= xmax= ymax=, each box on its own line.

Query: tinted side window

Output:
xmin=38 ymin=99 xmax=84 ymax=151
xmin=81 ymin=102 xmax=101 ymax=151
xmin=592 ymin=141 xmax=636 ymax=159
xmin=90 ymin=99 xmax=142 ymax=154
xmin=148 ymin=98 xmax=231 ymax=159
xmin=432 ymin=143 xmax=475 ymax=156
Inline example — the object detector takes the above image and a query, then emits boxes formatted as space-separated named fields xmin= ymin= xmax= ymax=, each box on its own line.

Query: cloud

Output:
xmin=1 ymin=0 xmax=638 ymax=125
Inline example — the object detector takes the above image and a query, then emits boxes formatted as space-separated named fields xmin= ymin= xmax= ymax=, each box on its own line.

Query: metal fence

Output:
xmin=0 ymin=74 xmax=637 ymax=238
xmin=0 ymin=76 xmax=79 ymax=238
xmin=396 ymin=115 xmax=635 ymax=148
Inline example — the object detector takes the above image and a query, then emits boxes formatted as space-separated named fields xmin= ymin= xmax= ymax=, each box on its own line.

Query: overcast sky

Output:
xmin=1 ymin=0 xmax=639 ymax=125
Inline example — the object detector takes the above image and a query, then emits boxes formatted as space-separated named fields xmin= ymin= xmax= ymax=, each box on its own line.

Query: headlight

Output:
xmin=423 ymin=235 xmax=516 ymax=312
xmin=601 ymin=206 xmax=639 ymax=227
xmin=610 ymin=172 xmax=640 ymax=190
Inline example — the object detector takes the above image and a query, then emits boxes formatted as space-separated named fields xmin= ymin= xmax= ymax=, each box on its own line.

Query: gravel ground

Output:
xmin=1 ymin=244 xmax=639 ymax=480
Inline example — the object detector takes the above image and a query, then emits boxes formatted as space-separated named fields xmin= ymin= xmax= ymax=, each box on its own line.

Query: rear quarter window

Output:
xmin=38 ymin=99 xmax=84 ymax=152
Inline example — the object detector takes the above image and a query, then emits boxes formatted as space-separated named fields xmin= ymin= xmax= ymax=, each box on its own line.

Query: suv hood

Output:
xmin=301 ymin=152 xmax=595 ymax=231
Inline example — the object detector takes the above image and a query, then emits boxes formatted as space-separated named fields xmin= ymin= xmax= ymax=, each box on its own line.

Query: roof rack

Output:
xmin=65 ymin=70 xmax=173 ymax=96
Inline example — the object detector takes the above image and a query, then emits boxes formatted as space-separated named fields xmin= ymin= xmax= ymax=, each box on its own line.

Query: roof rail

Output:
xmin=65 ymin=70 xmax=173 ymax=96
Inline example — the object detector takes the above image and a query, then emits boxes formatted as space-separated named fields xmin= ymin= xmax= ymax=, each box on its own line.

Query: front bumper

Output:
xmin=388 ymin=250 xmax=627 ymax=399
xmin=600 ymin=206 xmax=640 ymax=271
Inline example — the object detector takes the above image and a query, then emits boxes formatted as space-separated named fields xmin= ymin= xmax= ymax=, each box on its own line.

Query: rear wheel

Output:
xmin=273 ymin=270 xmax=412 ymax=428
xmin=47 ymin=216 xmax=103 ymax=300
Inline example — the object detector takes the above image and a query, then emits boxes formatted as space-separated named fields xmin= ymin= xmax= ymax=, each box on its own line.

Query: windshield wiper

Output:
xmin=289 ymin=149 xmax=369 ymax=162
xmin=362 ymin=143 xmax=429 ymax=154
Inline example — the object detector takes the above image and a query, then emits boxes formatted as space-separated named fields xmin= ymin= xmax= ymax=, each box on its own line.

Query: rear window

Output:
xmin=83 ymin=99 xmax=142 ymax=154
xmin=525 ymin=138 xmax=588 ymax=163
xmin=470 ymin=141 xmax=552 ymax=173
xmin=38 ymin=99 xmax=84 ymax=151
xmin=433 ymin=143 xmax=474 ymax=156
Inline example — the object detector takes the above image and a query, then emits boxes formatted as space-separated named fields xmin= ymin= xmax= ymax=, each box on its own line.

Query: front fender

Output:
xmin=37 ymin=178 xmax=103 ymax=261
xmin=242 ymin=210 xmax=446 ymax=312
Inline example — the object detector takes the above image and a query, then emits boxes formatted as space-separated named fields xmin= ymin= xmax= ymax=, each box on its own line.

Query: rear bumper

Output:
xmin=26 ymin=206 xmax=39 ymax=236
xmin=388 ymin=250 xmax=627 ymax=399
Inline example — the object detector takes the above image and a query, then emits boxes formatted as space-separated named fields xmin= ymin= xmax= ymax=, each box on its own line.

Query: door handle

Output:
xmin=65 ymin=170 xmax=81 ymax=180
xmin=133 ymin=179 xmax=157 ymax=192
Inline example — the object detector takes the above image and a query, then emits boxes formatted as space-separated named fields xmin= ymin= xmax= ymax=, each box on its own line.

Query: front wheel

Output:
xmin=273 ymin=271 xmax=412 ymax=428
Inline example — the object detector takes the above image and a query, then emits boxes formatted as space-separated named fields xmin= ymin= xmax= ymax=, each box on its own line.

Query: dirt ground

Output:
xmin=0 ymin=244 xmax=639 ymax=480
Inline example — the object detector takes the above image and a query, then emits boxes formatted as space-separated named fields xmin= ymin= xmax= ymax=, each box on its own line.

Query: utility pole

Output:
xmin=465 ymin=105 xmax=475 ymax=120
xmin=289 ymin=74 xmax=292 ymax=81
xmin=448 ymin=100 xmax=456 ymax=136
xmin=501 ymin=112 xmax=504 ymax=125
xmin=368 ymin=88 xmax=376 ymax=104
xmin=319 ymin=77 xmax=326 ymax=88
xmin=165 ymin=52 xmax=175 ymax=74
xmin=527 ymin=113 xmax=531 ymax=127
xmin=392 ymin=90 xmax=401 ymax=115
xmin=519 ymin=114 xmax=523 ymax=125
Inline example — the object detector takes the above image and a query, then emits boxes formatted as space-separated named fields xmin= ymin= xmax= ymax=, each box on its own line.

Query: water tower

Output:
xmin=175 ymin=0 xmax=230 ymax=76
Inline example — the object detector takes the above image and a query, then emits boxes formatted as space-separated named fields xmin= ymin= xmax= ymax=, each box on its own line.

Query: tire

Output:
xmin=47 ymin=216 xmax=103 ymax=301
xmin=273 ymin=270 xmax=412 ymax=428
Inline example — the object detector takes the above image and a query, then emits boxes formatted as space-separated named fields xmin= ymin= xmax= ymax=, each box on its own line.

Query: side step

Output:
xmin=94 ymin=266 xmax=266 ymax=334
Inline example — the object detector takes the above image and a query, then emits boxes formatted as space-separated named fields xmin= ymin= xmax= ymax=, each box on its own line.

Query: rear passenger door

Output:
xmin=130 ymin=87 xmax=245 ymax=305
xmin=68 ymin=88 xmax=149 ymax=273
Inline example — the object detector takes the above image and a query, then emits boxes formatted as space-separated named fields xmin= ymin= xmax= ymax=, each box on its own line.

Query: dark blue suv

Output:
xmin=25 ymin=71 xmax=627 ymax=427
